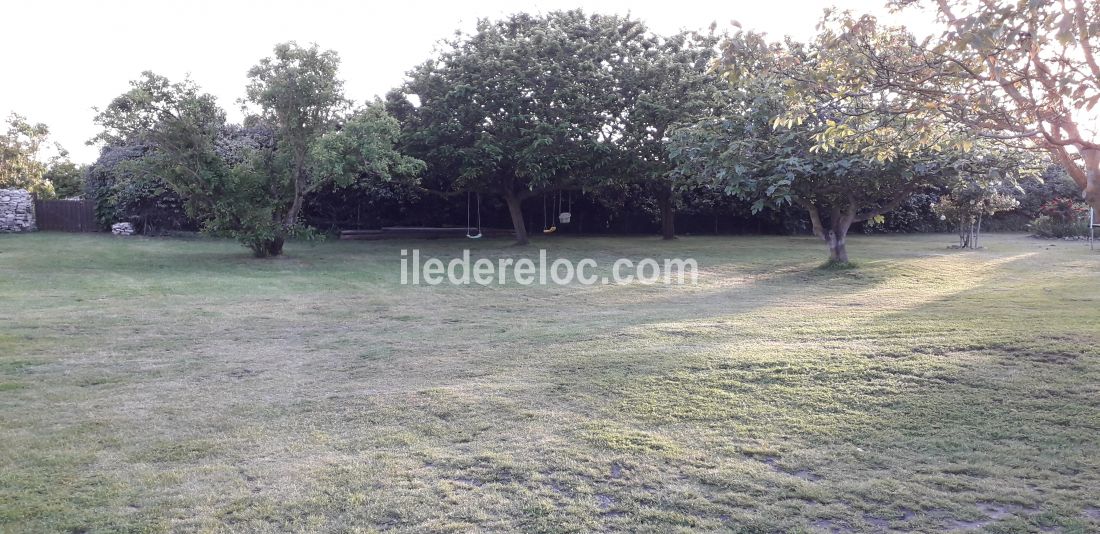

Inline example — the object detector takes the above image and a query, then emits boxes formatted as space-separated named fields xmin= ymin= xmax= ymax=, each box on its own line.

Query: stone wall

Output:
xmin=0 ymin=189 xmax=37 ymax=232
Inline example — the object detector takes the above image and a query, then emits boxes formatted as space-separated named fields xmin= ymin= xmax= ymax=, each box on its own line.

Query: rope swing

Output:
xmin=543 ymin=193 xmax=557 ymax=234
xmin=543 ymin=191 xmax=574 ymax=234
xmin=558 ymin=191 xmax=572 ymax=225
xmin=466 ymin=191 xmax=482 ymax=239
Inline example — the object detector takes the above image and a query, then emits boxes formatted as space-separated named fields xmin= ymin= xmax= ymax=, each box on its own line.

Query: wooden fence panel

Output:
xmin=34 ymin=199 xmax=99 ymax=232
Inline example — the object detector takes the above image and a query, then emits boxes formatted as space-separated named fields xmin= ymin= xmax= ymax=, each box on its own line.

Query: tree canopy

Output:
xmin=92 ymin=48 xmax=422 ymax=256
xmin=670 ymin=25 xmax=996 ymax=263
xmin=758 ymin=3 xmax=1100 ymax=211
xmin=55 ymin=8 xmax=1092 ymax=258
xmin=391 ymin=10 xmax=653 ymax=244
xmin=611 ymin=29 xmax=721 ymax=239
xmin=1 ymin=113 xmax=78 ymax=198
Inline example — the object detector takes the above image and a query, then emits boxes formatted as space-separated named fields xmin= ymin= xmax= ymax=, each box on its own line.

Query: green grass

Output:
xmin=1 ymin=232 xmax=1098 ymax=533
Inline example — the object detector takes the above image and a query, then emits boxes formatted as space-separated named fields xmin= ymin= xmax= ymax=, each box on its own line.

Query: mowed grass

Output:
xmin=1 ymin=232 xmax=1098 ymax=533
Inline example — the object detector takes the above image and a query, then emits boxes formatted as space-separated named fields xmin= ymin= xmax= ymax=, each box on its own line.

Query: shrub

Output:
xmin=84 ymin=143 xmax=194 ymax=233
xmin=1030 ymin=214 xmax=1089 ymax=238
xmin=1039 ymin=197 xmax=1088 ymax=223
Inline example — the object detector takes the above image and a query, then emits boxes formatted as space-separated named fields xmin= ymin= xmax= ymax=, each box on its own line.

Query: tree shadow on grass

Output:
xmin=590 ymin=258 xmax=1099 ymax=532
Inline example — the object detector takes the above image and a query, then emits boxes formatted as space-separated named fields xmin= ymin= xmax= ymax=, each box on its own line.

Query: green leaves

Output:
xmin=91 ymin=44 xmax=421 ymax=256
xmin=0 ymin=113 xmax=58 ymax=197
xmin=93 ymin=72 xmax=225 ymax=148
xmin=397 ymin=10 xmax=668 ymax=200
xmin=825 ymin=1 xmax=1100 ymax=206
xmin=668 ymin=20 xmax=976 ymax=251
xmin=309 ymin=102 xmax=425 ymax=189
xmin=245 ymin=42 xmax=349 ymax=143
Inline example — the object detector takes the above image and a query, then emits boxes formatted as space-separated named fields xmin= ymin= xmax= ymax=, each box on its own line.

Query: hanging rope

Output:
xmin=558 ymin=190 xmax=572 ymax=225
xmin=543 ymin=192 xmax=557 ymax=234
xmin=466 ymin=191 xmax=481 ymax=239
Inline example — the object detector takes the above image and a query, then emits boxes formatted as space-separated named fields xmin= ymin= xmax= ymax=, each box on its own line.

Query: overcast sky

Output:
xmin=2 ymin=0 xmax=938 ymax=164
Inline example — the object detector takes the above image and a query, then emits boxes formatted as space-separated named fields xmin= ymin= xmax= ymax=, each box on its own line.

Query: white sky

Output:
xmin=2 ymin=0 xmax=937 ymax=164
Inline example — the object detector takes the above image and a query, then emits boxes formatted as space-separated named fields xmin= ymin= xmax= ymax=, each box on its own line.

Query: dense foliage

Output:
xmin=671 ymin=27 xmax=973 ymax=263
xmin=609 ymin=29 xmax=721 ymax=239
xmin=42 ymin=160 xmax=84 ymax=199
xmin=0 ymin=113 xmax=81 ymax=198
xmin=1030 ymin=198 xmax=1092 ymax=238
xmin=8 ymin=5 xmax=1091 ymax=258
xmin=776 ymin=4 xmax=1100 ymax=210
xmin=390 ymin=11 xmax=651 ymax=244
xmin=85 ymin=143 xmax=192 ymax=232
xmin=90 ymin=44 xmax=422 ymax=256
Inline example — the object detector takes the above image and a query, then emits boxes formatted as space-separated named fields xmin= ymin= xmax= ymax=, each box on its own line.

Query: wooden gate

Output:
xmin=34 ymin=199 xmax=99 ymax=232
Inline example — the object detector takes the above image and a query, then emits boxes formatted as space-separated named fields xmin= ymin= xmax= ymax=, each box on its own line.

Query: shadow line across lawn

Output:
xmin=582 ymin=253 xmax=1099 ymax=532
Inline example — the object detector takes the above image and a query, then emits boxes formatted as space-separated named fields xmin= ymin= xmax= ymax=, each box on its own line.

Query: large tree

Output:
xmin=612 ymin=29 xmax=721 ymax=239
xmin=770 ymin=4 xmax=1100 ymax=211
xmin=391 ymin=11 xmax=643 ymax=244
xmin=672 ymin=31 xmax=959 ymax=263
xmin=672 ymin=102 xmax=948 ymax=263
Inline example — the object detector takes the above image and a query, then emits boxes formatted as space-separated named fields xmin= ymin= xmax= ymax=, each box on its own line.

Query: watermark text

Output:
xmin=400 ymin=249 xmax=698 ymax=286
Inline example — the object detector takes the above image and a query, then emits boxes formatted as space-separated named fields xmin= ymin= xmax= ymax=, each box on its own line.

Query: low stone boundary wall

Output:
xmin=0 ymin=189 xmax=36 ymax=232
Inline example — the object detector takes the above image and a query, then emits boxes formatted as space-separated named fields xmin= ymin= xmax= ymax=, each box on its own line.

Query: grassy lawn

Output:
xmin=1 ymin=232 xmax=1098 ymax=533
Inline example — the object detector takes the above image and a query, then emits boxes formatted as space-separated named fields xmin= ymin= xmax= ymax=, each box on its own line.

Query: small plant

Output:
xmin=933 ymin=181 xmax=1019 ymax=249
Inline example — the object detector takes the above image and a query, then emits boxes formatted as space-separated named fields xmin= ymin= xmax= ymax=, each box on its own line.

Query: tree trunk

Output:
xmin=249 ymin=237 xmax=285 ymax=258
xmin=807 ymin=204 xmax=854 ymax=264
xmin=265 ymin=237 xmax=285 ymax=257
xmin=1082 ymin=149 xmax=1099 ymax=210
xmin=504 ymin=193 xmax=529 ymax=245
xmin=658 ymin=188 xmax=676 ymax=240
xmin=824 ymin=227 xmax=850 ymax=263
xmin=284 ymin=150 xmax=308 ymax=227
xmin=975 ymin=212 xmax=983 ymax=249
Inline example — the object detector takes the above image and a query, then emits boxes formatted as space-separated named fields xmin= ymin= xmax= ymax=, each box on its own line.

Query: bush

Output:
xmin=1030 ymin=214 xmax=1089 ymax=238
xmin=43 ymin=161 xmax=85 ymax=199
xmin=84 ymin=143 xmax=194 ymax=233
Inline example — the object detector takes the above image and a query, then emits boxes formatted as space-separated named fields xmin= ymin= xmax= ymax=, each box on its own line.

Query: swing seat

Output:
xmin=558 ymin=212 xmax=571 ymax=224
xmin=543 ymin=226 xmax=557 ymax=234
xmin=466 ymin=232 xmax=482 ymax=239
